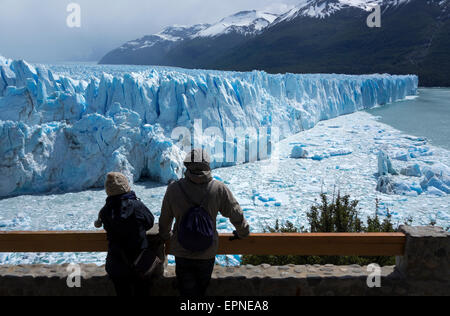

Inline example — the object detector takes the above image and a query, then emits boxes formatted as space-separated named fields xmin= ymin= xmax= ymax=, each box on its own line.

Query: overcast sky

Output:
xmin=0 ymin=0 xmax=299 ymax=62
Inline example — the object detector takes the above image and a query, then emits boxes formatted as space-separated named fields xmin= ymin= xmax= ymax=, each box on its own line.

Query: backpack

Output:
xmin=118 ymin=246 xmax=161 ymax=279
xmin=177 ymin=180 xmax=215 ymax=252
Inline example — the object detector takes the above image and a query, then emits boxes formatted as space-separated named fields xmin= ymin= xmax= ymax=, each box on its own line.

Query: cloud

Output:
xmin=0 ymin=0 xmax=299 ymax=62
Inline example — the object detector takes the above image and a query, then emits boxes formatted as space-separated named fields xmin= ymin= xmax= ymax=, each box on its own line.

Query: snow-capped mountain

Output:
xmin=118 ymin=24 xmax=211 ymax=51
xmin=196 ymin=10 xmax=279 ymax=37
xmin=113 ymin=10 xmax=278 ymax=53
xmin=271 ymin=0 xmax=421 ymax=23
xmin=214 ymin=0 xmax=450 ymax=87
xmin=100 ymin=0 xmax=450 ymax=87
xmin=100 ymin=10 xmax=279 ymax=65
xmin=273 ymin=0 xmax=381 ymax=22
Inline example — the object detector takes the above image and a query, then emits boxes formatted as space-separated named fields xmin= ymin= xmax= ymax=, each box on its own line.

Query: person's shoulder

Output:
xmin=169 ymin=179 xmax=181 ymax=187
xmin=211 ymin=179 xmax=229 ymax=194
xmin=132 ymin=197 xmax=146 ymax=207
xmin=130 ymin=198 xmax=152 ymax=215
xmin=125 ymin=197 xmax=141 ymax=209
xmin=165 ymin=179 xmax=182 ymax=195
xmin=126 ymin=193 xmax=145 ymax=208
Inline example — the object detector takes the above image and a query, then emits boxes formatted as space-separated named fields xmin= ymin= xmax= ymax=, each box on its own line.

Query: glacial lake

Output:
xmin=367 ymin=88 xmax=450 ymax=150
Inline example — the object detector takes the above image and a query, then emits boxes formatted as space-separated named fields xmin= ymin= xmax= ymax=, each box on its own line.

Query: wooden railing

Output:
xmin=0 ymin=231 xmax=406 ymax=256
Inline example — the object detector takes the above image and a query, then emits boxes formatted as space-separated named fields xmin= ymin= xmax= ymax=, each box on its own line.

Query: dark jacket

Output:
xmin=99 ymin=191 xmax=154 ymax=278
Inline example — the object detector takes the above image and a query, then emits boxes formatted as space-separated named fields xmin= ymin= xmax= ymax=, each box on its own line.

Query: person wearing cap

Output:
xmin=159 ymin=148 xmax=250 ymax=296
xmin=95 ymin=172 xmax=155 ymax=296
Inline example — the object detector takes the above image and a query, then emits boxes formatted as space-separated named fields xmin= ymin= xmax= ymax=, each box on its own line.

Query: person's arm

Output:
xmin=159 ymin=185 xmax=175 ymax=241
xmin=219 ymin=184 xmax=250 ymax=239
xmin=135 ymin=201 xmax=155 ymax=231
xmin=94 ymin=206 xmax=105 ymax=228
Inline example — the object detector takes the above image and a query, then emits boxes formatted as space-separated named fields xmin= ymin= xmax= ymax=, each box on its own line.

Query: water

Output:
xmin=367 ymin=88 xmax=450 ymax=150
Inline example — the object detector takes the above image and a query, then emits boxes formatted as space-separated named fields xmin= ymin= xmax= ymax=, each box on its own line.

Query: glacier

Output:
xmin=0 ymin=57 xmax=418 ymax=198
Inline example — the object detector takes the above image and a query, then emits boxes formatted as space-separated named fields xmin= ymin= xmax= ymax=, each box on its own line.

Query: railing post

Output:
xmin=396 ymin=226 xmax=449 ymax=283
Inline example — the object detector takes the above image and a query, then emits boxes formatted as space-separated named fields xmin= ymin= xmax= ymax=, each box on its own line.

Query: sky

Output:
xmin=0 ymin=0 xmax=300 ymax=62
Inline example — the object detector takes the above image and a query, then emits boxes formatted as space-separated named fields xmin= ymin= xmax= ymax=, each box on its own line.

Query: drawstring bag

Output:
xmin=119 ymin=247 xmax=161 ymax=279
xmin=133 ymin=248 xmax=162 ymax=278
xmin=177 ymin=181 xmax=215 ymax=252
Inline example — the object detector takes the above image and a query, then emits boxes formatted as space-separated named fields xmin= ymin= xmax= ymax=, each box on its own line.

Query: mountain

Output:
xmin=99 ymin=0 xmax=450 ymax=87
xmin=214 ymin=0 xmax=450 ymax=87
xmin=99 ymin=10 xmax=278 ymax=67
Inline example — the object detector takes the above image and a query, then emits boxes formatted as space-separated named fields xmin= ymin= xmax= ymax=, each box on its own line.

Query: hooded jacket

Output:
xmin=159 ymin=169 xmax=250 ymax=260
xmin=99 ymin=191 xmax=155 ymax=278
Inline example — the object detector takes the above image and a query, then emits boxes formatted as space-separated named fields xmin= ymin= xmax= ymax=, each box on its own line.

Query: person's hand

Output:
xmin=229 ymin=230 xmax=240 ymax=241
xmin=94 ymin=219 xmax=103 ymax=229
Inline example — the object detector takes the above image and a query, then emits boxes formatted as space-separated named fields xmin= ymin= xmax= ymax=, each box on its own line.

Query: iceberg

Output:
xmin=376 ymin=176 xmax=395 ymax=195
xmin=375 ymin=147 xmax=450 ymax=197
xmin=420 ymin=163 xmax=450 ymax=194
xmin=328 ymin=148 xmax=353 ymax=157
xmin=290 ymin=146 xmax=309 ymax=159
xmin=0 ymin=56 xmax=418 ymax=197
xmin=377 ymin=150 xmax=398 ymax=176
xmin=400 ymin=164 xmax=422 ymax=177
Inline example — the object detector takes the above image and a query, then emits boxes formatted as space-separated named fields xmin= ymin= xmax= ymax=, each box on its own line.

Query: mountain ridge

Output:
xmin=99 ymin=0 xmax=450 ymax=86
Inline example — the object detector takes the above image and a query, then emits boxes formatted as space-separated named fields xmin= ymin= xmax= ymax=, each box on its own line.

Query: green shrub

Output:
xmin=242 ymin=194 xmax=400 ymax=267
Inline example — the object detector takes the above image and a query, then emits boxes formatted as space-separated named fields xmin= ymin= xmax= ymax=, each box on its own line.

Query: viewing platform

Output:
xmin=0 ymin=226 xmax=448 ymax=296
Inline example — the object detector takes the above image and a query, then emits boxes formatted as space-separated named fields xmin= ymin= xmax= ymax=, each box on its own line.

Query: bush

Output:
xmin=242 ymin=193 xmax=399 ymax=267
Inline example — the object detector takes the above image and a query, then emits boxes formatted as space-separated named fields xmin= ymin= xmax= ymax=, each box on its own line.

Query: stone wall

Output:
xmin=0 ymin=226 xmax=448 ymax=296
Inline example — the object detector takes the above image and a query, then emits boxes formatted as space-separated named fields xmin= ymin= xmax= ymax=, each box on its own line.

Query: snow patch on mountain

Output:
xmin=197 ymin=10 xmax=279 ymax=37
xmin=116 ymin=10 xmax=279 ymax=52
xmin=274 ymin=0 xmax=376 ymax=22
xmin=272 ymin=0 xmax=416 ymax=23
xmin=119 ymin=24 xmax=211 ymax=51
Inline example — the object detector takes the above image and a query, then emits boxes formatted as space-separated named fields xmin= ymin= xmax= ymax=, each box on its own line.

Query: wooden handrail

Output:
xmin=0 ymin=231 xmax=406 ymax=256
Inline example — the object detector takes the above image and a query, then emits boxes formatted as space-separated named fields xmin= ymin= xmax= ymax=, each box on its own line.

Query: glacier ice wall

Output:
xmin=0 ymin=57 xmax=418 ymax=197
